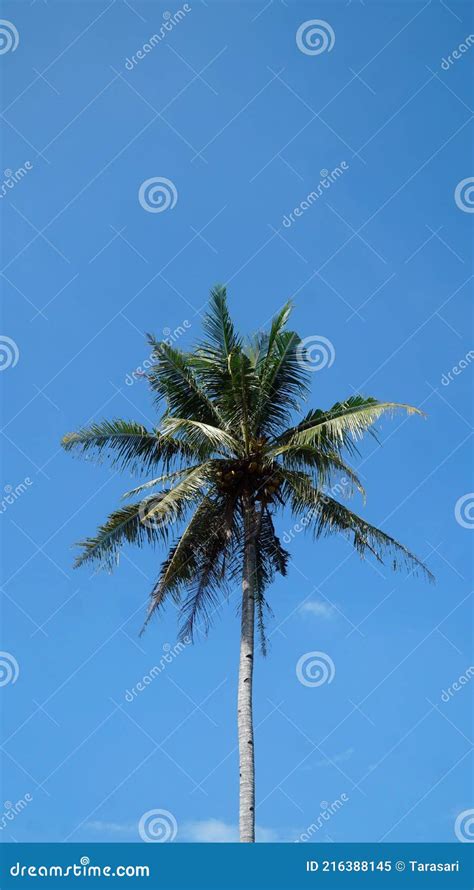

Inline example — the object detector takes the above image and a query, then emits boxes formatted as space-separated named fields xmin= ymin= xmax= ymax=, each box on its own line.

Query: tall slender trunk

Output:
xmin=238 ymin=494 xmax=256 ymax=843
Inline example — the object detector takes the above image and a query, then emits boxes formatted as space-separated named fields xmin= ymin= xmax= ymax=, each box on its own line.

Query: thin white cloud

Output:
xmin=300 ymin=600 xmax=336 ymax=619
xmin=87 ymin=817 xmax=285 ymax=843
xmin=182 ymin=819 xmax=237 ymax=842
xmin=315 ymin=747 xmax=354 ymax=767
xmin=181 ymin=819 xmax=280 ymax=843
xmin=85 ymin=821 xmax=136 ymax=836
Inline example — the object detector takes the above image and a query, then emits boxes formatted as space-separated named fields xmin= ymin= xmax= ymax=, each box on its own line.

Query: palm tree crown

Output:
xmin=62 ymin=285 xmax=432 ymax=646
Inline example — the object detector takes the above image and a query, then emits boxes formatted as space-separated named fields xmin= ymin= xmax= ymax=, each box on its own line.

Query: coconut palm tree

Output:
xmin=62 ymin=286 xmax=432 ymax=843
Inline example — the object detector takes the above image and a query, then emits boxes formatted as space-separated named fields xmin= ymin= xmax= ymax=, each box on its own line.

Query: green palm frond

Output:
xmin=161 ymin=417 xmax=240 ymax=454
xmin=268 ymin=443 xmax=365 ymax=499
xmin=283 ymin=470 xmax=433 ymax=581
xmin=178 ymin=532 xmax=229 ymax=641
xmin=121 ymin=466 xmax=202 ymax=499
xmin=142 ymin=488 xmax=242 ymax=639
xmin=200 ymin=284 xmax=242 ymax=358
xmin=279 ymin=397 xmax=424 ymax=454
xmin=254 ymin=309 xmax=309 ymax=434
xmin=75 ymin=464 xmax=209 ymax=570
xmin=257 ymin=508 xmax=289 ymax=579
xmin=230 ymin=507 xmax=288 ymax=655
xmin=256 ymin=301 xmax=293 ymax=371
xmin=74 ymin=501 xmax=167 ymax=571
xmin=146 ymin=338 xmax=222 ymax=425
xmin=61 ymin=419 xmax=201 ymax=473
xmin=178 ymin=498 xmax=238 ymax=641
xmin=138 ymin=463 xmax=209 ymax=526
xmin=255 ymin=516 xmax=287 ymax=656
xmin=141 ymin=497 xmax=217 ymax=632
xmin=226 ymin=350 xmax=259 ymax=450
xmin=192 ymin=289 xmax=256 ymax=426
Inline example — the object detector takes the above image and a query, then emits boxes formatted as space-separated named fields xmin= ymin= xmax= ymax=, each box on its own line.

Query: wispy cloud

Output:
xmin=86 ymin=817 xmax=284 ymax=843
xmin=315 ymin=747 xmax=354 ymax=767
xmin=181 ymin=819 xmax=281 ymax=842
xmin=85 ymin=821 xmax=136 ymax=837
xmin=300 ymin=600 xmax=336 ymax=619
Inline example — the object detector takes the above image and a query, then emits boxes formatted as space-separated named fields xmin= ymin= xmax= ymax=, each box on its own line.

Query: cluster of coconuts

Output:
xmin=215 ymin=441 xmax=282 ymax=504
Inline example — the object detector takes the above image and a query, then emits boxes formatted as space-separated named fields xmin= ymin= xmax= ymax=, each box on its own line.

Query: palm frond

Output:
xmin=137 ymin=463 xmax=210 ymax=527
xmin=256 ymin=301 xmax=293 ymax=367
xmin=254 ymin=323 xmax=309 ymax=436
xmin=146 ymin=338 xmax=222 ymax=425
xmin=268 ymin=443 xmax=365 ymax=499
xmin=283 ymin=471 xmax=433 ymax=581
xmin=61 ymin=419 xmax=200 ymax=473
xmin=178 ymin=496 xmax=239 ymax=641
xmin=227 ymin=350 xmax=259 ymax=450
xmin=200 ymin=284 xmax=241 ymax=357
xmin=121 ymin=466 xmax=202 ymax=500
xmin=161 ymin=417 xmax=240 ymax=454
xmin=191 ymin=287 xmax=255 ymax=423
xmin=142 ymin=489 xmax=241 ymax=639
xmin=233 ymin=507 xmax=288 ymax=655
xmin=178 ymin=530 xmax=229 ymax=641
xmin=75 ymin=465 xmax=209 ymax=570
xmin=258 ymin=509 xmax=290 ymax=579
xmin=74 ymin=501 xmax=168 ymax=571
xmin=279 ymin=397 xmax=424 ymax=454
xmin=141 ymin=497 xmax=216 ymax=632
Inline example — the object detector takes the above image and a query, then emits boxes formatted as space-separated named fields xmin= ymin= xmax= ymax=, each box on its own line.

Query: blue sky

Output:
xmin=0 ymin=0 xmax=473 ymax=846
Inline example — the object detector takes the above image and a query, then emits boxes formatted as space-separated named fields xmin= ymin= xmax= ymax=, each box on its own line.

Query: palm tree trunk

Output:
xmin=238 ymin=494 xmax=256 ymax=842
